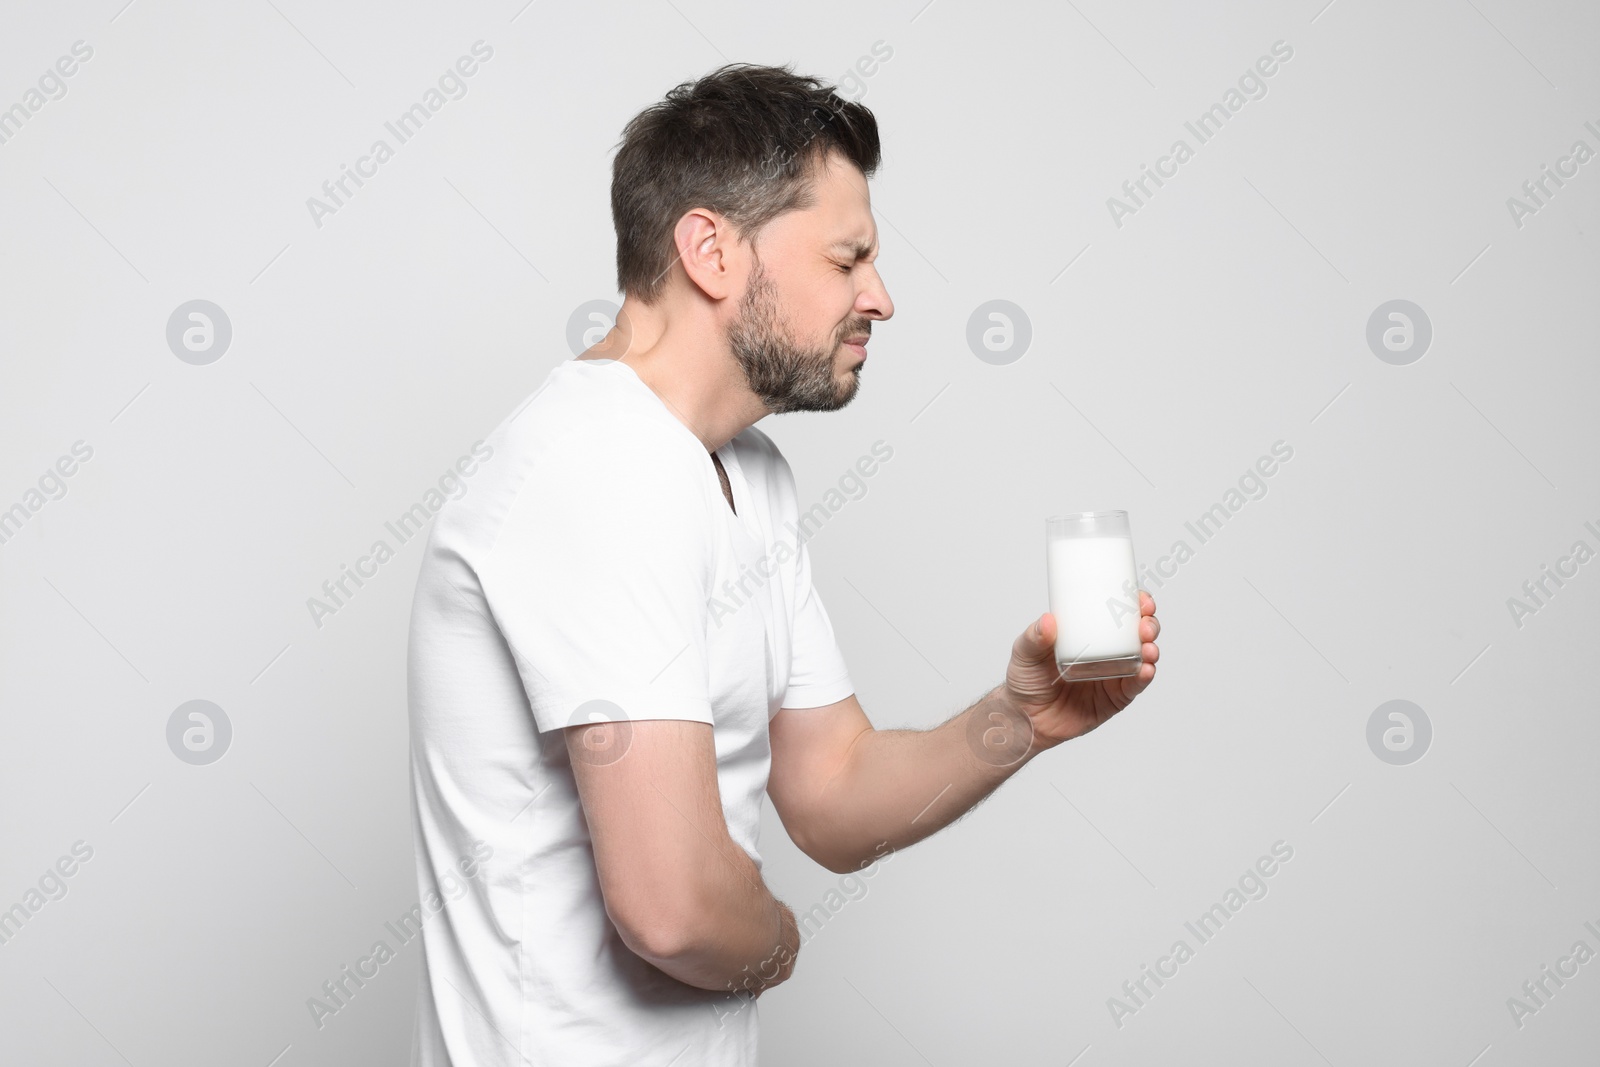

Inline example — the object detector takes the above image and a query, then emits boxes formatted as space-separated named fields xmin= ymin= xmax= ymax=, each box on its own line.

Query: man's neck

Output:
xmin=622 ymin=350 xmax=764 ymax=454
xmin=581 ymin=296 xmax=767 ymax=453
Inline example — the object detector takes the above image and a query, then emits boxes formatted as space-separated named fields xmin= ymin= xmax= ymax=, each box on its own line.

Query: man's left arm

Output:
xmin=768 ymin=593 xmax=1161 ymax=874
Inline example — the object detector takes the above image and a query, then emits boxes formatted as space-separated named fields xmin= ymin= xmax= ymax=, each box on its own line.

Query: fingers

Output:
xmin=1116 ymin=641 xmax=1158 ymax=703
xmin=1114 ymin=660 xmax=1156 ymax=702
xmin=1109 ymin=597 xmax=1158 ymax=703
xmin=1134 ymin=661 xmax=1157 ymax=693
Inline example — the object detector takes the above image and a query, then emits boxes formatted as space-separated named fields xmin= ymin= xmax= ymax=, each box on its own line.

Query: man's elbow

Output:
xmin=796 ymin=832 xmax=867 ymax=876
xmin=607 ymin=885 xmax=708 ymax=966
xmin=799 ymin=827 xmax=896 ymax=876
xmin=827 ymin=852 xmax=884 ymax=876
xmin=807 ymin=844 xmax=855 ymax=876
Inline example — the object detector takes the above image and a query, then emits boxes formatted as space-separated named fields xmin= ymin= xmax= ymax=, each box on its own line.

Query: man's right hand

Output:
xmin=750 ymin=902 xmax=800 ymax=998
xmin=1003 ymin=591 xmax=1162 ymax=748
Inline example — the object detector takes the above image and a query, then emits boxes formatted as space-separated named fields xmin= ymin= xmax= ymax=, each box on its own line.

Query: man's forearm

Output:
xmin=809 ymin=684 xmax=1043 ymax=872
xmin=637 ymin=838 xmax=800 ymax=997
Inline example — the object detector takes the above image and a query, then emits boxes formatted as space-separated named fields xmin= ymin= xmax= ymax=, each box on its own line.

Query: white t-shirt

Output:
xmin=406 ymin=356 xmax=854 ymax=1066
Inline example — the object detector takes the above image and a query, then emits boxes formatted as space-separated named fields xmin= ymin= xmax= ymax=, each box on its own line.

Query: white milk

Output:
xmin=1047 ymin=535 xmax=1141 ymax=664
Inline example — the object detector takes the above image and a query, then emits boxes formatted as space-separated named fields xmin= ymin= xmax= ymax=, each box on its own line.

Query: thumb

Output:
xmin=1015 ymin=612 xmax=1055 ymax=661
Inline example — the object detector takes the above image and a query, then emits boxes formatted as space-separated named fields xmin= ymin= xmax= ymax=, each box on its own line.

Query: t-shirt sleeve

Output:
xmin=780 ymin=529 xmax=854 ymax=710
xmin=478 ymin=438 xmax=716 ymax=734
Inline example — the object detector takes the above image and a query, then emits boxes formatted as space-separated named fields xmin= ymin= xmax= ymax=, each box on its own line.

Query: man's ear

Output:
xmin=674 ymin=209 xmax=739 ymax=301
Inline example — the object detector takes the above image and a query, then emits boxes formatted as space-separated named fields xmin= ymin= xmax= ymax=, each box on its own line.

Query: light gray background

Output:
xmin=1 ymin=0 xmax=1596 ymax=1064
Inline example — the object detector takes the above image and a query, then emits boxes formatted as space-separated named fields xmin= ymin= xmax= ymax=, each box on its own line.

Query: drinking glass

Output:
xmin=1046 ymin=511 xmax=1143 ymax=681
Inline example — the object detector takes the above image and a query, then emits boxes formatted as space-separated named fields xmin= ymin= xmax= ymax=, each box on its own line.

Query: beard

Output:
xmin=727 ymin=261 xmax=866 ymax=414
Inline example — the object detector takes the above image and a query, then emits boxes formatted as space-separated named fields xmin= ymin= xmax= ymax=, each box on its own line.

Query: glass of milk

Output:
xmin=1046 ymin=511 xmax=1143 ymax=681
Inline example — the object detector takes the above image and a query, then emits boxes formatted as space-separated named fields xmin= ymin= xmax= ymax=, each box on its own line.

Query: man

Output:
xmin=406 ymin=62 xmax=1160 ymax=1066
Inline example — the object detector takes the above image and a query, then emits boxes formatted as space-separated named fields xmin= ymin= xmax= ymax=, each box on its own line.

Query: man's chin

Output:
xmin=824 ymin=372 xmax=861 ymax=411
xmin=767 ymin=380 xmax=857 ymax=414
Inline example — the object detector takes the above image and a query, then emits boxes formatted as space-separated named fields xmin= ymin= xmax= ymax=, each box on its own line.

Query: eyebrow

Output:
xmin=829 ymin=238 xmax=878 ymax=259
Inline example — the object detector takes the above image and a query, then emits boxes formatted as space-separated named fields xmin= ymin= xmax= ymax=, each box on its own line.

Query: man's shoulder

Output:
xmin=510 ymin=358 xmax=694 ymax=441
xmin=427 ymin=362 xmax=710 ymax=556
xmin=476 ymin=361 xmax=703 ymax=487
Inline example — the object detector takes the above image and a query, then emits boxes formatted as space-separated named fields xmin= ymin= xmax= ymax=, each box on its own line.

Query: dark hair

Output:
xmin=611 ymin=62 xmax=881 ymax=304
